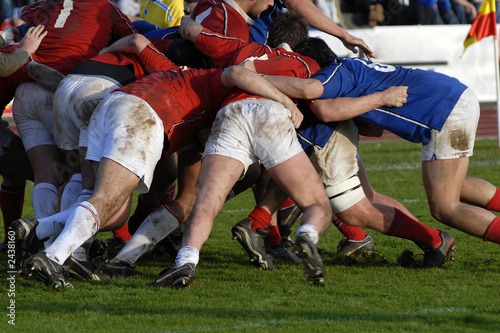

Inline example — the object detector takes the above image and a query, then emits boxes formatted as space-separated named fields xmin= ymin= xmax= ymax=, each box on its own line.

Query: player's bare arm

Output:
xmin=264 ymin=75 xmax=324 ymax=100
xmin=283 ymin=0 xmax=375 ymax=60
xmin=310 ymin=86 xmax=408 ymax=122
xmin=179 ymin=15 xmax=204 ymax=42
xmin=98 ymin=34 xmax=151 ymax=55
xmin=221 ymin=65 xmax=304 ymax=128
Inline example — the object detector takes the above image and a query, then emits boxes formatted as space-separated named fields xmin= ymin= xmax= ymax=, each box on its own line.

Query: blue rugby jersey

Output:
xmin=315 ymin=58 xmax=467 ymax=144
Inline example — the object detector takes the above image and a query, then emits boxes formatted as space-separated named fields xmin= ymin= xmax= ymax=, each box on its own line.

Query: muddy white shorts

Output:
xmin=86 ymin=92 xmax=164 ymax=193
xmin=421 ymin=88 xmax=479 ymax=161
xmin=204 ymin=98 xmax=303 ymax=176
xmin=307 ymin=119 xmax=364 ymax=213
xmin=13 ymin=82 xmax=59 ymax=151
xmin=53 ymin=74 xmax=121 ymax=150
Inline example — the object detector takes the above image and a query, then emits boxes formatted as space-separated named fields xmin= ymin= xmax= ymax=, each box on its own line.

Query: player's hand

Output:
xmin=341 ymin=34 xmax=375 ymax=61
xmin=20 ymin=25 xmax=47 ymax=56
xmin=285 ymin=102 xmax=303 ymax=128
xmin=382 ymin=86 xmax=408 ymax=107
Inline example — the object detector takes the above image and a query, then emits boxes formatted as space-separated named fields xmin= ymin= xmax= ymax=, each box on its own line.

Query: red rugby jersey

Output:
xmin=20 ymin=0 xmax=136 ymax=75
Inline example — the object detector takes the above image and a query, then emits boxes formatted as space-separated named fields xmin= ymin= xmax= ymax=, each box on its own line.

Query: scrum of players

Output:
xmin=1 ymin=0 xmax=499 ymax=289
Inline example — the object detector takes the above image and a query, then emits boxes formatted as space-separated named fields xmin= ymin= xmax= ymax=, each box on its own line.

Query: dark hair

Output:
xmin=293 ymin=37 xmax=338 ymax=70
xmin=267 ymin=11 xmax=309 ymax=50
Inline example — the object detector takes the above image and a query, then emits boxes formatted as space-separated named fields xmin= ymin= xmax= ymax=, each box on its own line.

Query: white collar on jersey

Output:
xmin=223 ymin=0 xmax=255 ymax=26
xmin=276 ymin=43 xmax=292 ymax=52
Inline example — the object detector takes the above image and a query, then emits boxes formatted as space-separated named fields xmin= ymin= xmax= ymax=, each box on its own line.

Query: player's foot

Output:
xmin=281 ymin=235 xmax=295 ymax=248
xmin=336 ymin=235 xmax=375 ymax=257
xmin=99 ymin=260 xmax=138 ymax=278
xmin=88 ymin=238 xmax=109 ymax=261
xmin=266 ymin=245 xmax=302 ymax=263
xmin=151 ymin=226 xmax=183 ymax=260
xmin=9 ymin=217 xmax=45 ymax=266
xmin=25 ymin=251 xmax=73 ymax=289
xmin=295 ymin=233 xmax=326 ymax=284
xmin=105 ymin=237 xmax=127 ymax=257
xmin=417 ymin=230 xmax=456 ymax=268
xmin=231 ymin=218 xmax=274 ymax=270
xmin=278 ymin=204 xmax=302 ymax=239
xmin=64 ymin=256 xmax=109 ymax=281
xmin=149 ymin=263 xmax=195 ymax=288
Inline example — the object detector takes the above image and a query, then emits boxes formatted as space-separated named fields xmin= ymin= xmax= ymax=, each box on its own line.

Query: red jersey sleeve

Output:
xmin=138 ymin=44 xmax=179 ymax=73
xmin=194 ymin=28 xmax=249 ymax=68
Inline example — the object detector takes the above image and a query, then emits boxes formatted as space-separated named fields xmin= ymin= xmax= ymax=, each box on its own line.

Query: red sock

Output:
xmin=485 ymin=188 xmax=500 ymax=212
xmin=279 ymin=197 xmax=295 ymax=210
xmin=248 ymin=206 xmax=272 ymax=231
xmin=387 ymin=208 xmax=441 ymax=248
xmin=113 ymin=223 xmax=131 ymax=242
xmin=0 ymin=184 xmax=25 ymax=239
xmin=483 ymin=217 xmax=500 ymax=244
xmin=267 ymin=225 xmax=281 ymax=247
xmin=332 ymin=219 xmax=367 ymax=241
xmin=159 ymin=183 xmax=176 ymax=205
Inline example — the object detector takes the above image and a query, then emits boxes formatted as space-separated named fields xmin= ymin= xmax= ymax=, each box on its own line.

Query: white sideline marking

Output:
xmin=157 ymin=305 xmax=496 ymax=332
xmin=365 ymin=159 xmax=500 ymax=172
xmin=222 ymin=208 xmax=248 ymax=213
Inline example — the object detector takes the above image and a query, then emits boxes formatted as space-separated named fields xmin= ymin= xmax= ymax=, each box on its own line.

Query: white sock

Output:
xmin=45 ymin=201 xmax=100 ymax=265
xmin=36 ymin=206 xmax=76 ymax=240
xmin=32 ymin=183 xmax=59 ymax=218
xmin=297 ymin=224 xmax=319 ymax=244
xmin=60 ymin=173 xmax=82 ymax=211
xmin=43 ymin=236 xmax=56 ymax=249
xmin=113 ymin=205 xmax=181 ymax=265
xmin=175 ymin=246 xmax=199 ymax=267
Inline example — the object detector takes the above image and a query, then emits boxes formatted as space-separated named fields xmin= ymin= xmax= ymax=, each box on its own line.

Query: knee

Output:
xmin=428 ymin=201 xmax=456 ymax=223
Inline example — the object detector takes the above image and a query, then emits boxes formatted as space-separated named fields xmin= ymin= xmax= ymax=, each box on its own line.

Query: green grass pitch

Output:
xmin=1 ymin=138 xmax=499 ymax=332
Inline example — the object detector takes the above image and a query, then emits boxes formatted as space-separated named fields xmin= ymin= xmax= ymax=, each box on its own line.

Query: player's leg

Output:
xmin=12 ymin=82 xmax=69 ymax=218
xmin=421 ymin=88 xmax=499 ymax=244
xmin=358 ymin=155 xmax=416 ymax=219
xmin=461 ymin=177 xmax=500 ymax=211
xmin=149 ymin=154 xmax=244 ymax=288
xmin=423 ymin=158 xmax=496 ymax=236
xmin=25 ymin=92 xmax=165 ymax=288
xmin=0 ymin=129 xmax=33 ymax=250
xmin=102 ymin=152 xmax=200 ymax=277
xmin=267 ymin=152 xmax=332 ymax=284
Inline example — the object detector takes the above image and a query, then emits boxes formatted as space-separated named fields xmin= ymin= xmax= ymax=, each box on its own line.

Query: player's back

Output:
xmin=20 ymin=0 xmax=135 ymax=74
xmin=317 ymin=57 xmax=468 ymax=142
xmin=192 ymin=0 xmax=252 ymax=43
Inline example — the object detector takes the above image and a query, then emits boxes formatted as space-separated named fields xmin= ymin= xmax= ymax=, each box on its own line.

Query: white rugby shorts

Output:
xmin=308 ymin=119 xmax=364 ymax=213
xmin=53 ymin=74 xmax=121 ymax=150
xmin=422 ymin=88 xmax=479 ymax=161
xmin=12 ymin=82 xmax=59 ymax=151
xmin=86 ymin=92 xmax=164 ymax=193
xmin=204 ymin=98 xmax=304 ymax=177
xmin=309 ymin=119 xmax=360 ymax=188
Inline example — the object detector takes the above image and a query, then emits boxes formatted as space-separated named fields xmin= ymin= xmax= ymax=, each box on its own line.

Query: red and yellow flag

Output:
xmin=463 ymin=0 xmax=497 ymax=52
